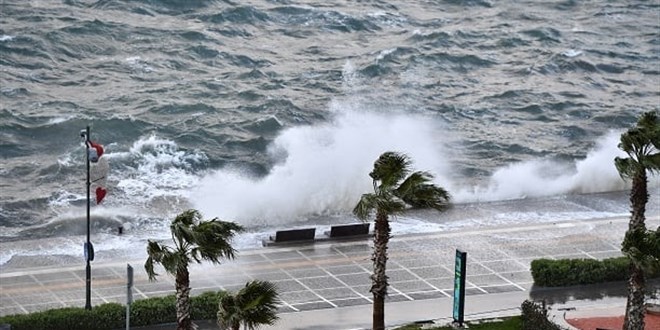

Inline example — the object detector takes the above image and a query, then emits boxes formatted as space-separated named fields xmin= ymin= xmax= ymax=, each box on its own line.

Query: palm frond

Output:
xmin=237 ymin=280 xmax=280 ymax=330
xmin=191 ymin=220 xmax=243 ymax=264
xmin=370 ymin=152 xmax=411 ymax=188
xmin=614 ymin=157 xmax=637 ymax=180
xmin=353 ymin=193 xmax=378 ymax=220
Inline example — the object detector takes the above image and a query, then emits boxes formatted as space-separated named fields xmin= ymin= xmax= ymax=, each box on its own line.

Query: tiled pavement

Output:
xmin=0 ymin=216 xmax=654 ymax=322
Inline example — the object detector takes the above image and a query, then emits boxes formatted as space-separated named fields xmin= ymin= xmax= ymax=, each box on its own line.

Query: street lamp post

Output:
xmin=82 ymin=126 xmax=92 ymax=310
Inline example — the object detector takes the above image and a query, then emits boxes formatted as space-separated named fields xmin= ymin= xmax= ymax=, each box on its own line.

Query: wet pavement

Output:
xmin=1 ymin=215 xmax=659 ymax=329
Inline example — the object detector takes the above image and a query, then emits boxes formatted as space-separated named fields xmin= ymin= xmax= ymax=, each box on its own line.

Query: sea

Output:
xmin=1 ymin=0 xmax=659 ymax=269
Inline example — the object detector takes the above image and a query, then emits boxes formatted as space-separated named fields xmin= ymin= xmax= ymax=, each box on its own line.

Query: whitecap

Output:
xmin=0 ymin=35 xmax=15 ymax=42
xmin=561 ymin=49 xmax=583 ymax=57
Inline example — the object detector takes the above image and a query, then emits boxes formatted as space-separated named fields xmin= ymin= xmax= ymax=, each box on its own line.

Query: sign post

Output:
xmin=126 ymin=264 xmax=133 ymax=330
xmin=452 ymin=249 xmax=467 ymax=327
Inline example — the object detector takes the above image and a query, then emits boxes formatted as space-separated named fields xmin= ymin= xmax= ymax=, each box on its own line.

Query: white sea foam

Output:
xmin=451 ymin=132 xmax=647 ymax=202
xmin=561 ymin=49 xmax=583 ymax=57
xmin=0 ymin=35 xmax=14 ymax=42
xmin=190 ymin=111 xmax=657 ymax=225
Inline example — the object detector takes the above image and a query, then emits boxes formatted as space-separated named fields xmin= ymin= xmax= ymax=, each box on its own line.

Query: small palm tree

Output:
xmin=145 ymin=209 xmax=243 ymax=330
xmin=354 ymin=151 xmax=451 ymax=330
xmin=217 ymin=280 xmax=280 ymax=330
xmin=614 ymin=111 xmax=660 ymax=330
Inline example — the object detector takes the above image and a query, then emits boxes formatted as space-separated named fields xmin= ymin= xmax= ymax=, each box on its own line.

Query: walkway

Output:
xmin=1 ymin=216 xmax=657 ymax=329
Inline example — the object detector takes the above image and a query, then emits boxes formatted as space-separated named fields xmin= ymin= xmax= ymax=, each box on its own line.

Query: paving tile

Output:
xmin=390 ymin=280 xmax=436 ymax=293
xmin=384 ymin=294 xmax=410 ymax=302
xmin=33 ymin=271 xmax=77 ymax=282
xmin=298 ymin=277 xmax=344 ymax=290
xmin=392 ymin=257 xmax=437 ymax=269
xmin=314 ymin=287 xmax=361 ymax=300
xmin=272 ymin=279 xmax=306 ymax=292
xmin=291 ymin=301 xmax=334 ymax=311
xmin=0 ymin=276 xmax=37 ymax=286
xmin=250 ymin=270 xmax=291 ymax=282
xmin=279 ymin=290 xmax=322 ymax=305
xmin=276 ymin=305 xmax=297 ymax=313
xmin=407 ymin=291 xmax=448 ymax=300
xmin=333 ymin=244 xmax=371 ymax=255
xmin=336 ymin=273 xmax=371 ymax=286
xmin=323 ymin=264 xmax=367 ymax=276
xmin=387 ymin=269 xmax=418 ymax=282
xmin=500 ymin=271 xmax=533 ymax=283
xmin=263 ymin=251 xmax=304 ymax=261
xmin=331 ymin=297 xmax=371 ymax=307
xmin=409 ymin=265 xmax=452 ymax=278
xmin=287 ymin=267 xmax=328 ymax=279
xmin=463 ymin=288 xmax=486 ymax=296
xmin=298 ymin=246 xmax=337 ymax=258
xmin=466 ymin=274 xmax=509 ymax=286
xmin=426 ymin=277 xmax=456 ymax=290
xmin=215 ymin=274 xmax=251 ymax=286
xmin=483 ymin=285 xmax=524 ymax=293
xmin=465 ymin=263 xmax=492 ymax=276
xmin=480 ymin=260 xmax=528 ymax=273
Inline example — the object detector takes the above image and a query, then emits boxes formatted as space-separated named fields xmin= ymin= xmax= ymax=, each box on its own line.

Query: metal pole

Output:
xmin=127 ymin=264 xmax=133 ymax=330
xmin=85 ymin=125 xmax=92 ymax=310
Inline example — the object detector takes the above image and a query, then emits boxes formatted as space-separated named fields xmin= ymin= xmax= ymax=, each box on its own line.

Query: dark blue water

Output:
xmin=1 ymin=0 xmax=659 ymax=263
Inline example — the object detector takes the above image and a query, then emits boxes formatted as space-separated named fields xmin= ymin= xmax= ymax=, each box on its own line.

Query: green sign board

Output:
xmin=453 ymin=249 xmax=467 ymax=325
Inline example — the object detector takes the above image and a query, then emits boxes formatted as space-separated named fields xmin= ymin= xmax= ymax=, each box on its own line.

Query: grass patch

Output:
xmin=393 ymin=316 xmax=521 ymax=330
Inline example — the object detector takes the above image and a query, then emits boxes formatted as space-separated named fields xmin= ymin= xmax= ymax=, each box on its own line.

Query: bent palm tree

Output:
xmin=145 ymin=209 xmax=243 ymax=330
xmin=614 ymin=111 xmax=660 ymax=330
xmin=354 ymin=152 xmax=451 ymax=330
xmin=217 ymin=280 xmax=280 ymax=330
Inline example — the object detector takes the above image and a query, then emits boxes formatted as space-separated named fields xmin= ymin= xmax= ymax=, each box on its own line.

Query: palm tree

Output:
xmin=354 ymin=151 xmax=451 ymax=330
xmin=145 ymin=209 xmax=243 ymax=330
xmin=614 ymin=111 xmax=660 ymax=330
xmin=217 ymin=280 xmax=280 ymax=330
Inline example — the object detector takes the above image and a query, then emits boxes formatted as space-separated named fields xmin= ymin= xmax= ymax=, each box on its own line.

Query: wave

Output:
xmin=190 ymin=106 xmax=647 ymax=226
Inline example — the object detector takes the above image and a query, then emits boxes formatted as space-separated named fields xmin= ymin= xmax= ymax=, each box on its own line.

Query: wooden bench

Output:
xmin=263 ymin=228 xmax=316 ymax=246
xmin=326 ymin=223 xmax=370 ymax=238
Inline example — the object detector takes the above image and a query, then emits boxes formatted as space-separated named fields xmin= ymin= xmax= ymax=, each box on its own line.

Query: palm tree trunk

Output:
xmin=623 ymin=262 xmax=646 ymax=330
xmin=624 ymin=169 xmax=648 ymax=330
xmin=371 ymin=211 xmax=390 ymax=330
xmin=629 ymin=169 xmax=648 ymax=230
xmin=176 ymin=268 xmax=194 ymax=330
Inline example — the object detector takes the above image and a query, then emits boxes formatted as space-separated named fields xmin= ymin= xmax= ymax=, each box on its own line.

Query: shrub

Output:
xmin=531 ymin=256 xmax=659 ymax=287
xmin=191 ymin=290 xmax=224 ymax=320
xmin=0 ymin=290 xmax=225 ymax=330
xmin=130 ymin=294 xmax=176 ymax=326
xmin=520 ymin=300 xmax=565 ymax=330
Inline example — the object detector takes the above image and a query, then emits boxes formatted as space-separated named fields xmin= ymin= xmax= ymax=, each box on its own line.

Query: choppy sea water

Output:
xmin=1 ymin=0 xmax=659 ymax=267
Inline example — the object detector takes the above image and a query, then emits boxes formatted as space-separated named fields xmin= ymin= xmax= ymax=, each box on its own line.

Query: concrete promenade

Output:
xmin=1 ymin=215 xmax=658 ymax=329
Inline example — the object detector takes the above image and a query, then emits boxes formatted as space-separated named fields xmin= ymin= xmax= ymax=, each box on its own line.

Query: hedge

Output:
xmin=531 ymin=256 xmax=659 ymax=287
xmin=0 ymin=290 xmax=225 ymax=330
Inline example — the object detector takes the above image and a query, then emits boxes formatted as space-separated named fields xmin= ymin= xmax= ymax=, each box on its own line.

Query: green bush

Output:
xmin=0 ymin=290 xmax=226 ymax=330
xmin=130 ymin=294 xmax=176 ymax=326
xmin=520 ymin=300 xmax=564 ymax=330
xmin=0 ymin=304 xmax=124 ymax=330
xmin=192 ymin=290 xmax=225 ymax=320
xmin=531 ymin=256 xmax=659 ymax=287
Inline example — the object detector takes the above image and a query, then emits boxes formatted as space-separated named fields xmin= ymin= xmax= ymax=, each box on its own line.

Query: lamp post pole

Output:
xmin=84 ymin=126 xmax=92 ymax=310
